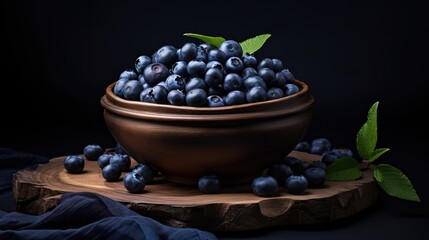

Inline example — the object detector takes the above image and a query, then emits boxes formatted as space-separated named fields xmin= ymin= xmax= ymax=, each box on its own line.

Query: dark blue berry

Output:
xmin=110 ymin=154 xmax=131 ymax=172
xmin=133 ymin=163 xmax=158 ymax=183
xmin=135 ymin=55 xmax=152 ymax=74
xmin=195 ymin=48 xmax=208 ymax=62
xmin=113 ymin=79 xmax=129 ymax=98
xmin=272 ymin=58 xmax=284 ymax=72
xmin=281 ymin=69 xmax=295 ymax=83
xmin=187 ymin=60 xmax=206 ymax=77
xmin=284 ymin=83 xmax=300 ymax=96
xmin=266 ymin=87 xmax=284 ymax=100
xmin=122 ymin=80 xmax=143 ymax=100
xmin=123 ymin=172 xmax=146 ymax=193
xmin=102 ymin=164 xmax=122 ymax=182
xmin=186 ymin=77 xmax=208 ymax=92
xmin=199 ymin=43 xmax=214 ymax=54
xmin=258 ymin=68 xmax=276 ymax=85
xmin=83 ymin=144 xmax=103 ymax=161
xmin=243 ymin=76 xmax=267 ymax=91
xmin=246 ymin=86 xmax=267 ymax=103
xmin=242 ymin=53 xmax=257 ymax=68
xmin=165 ymin=74 xmax=186 ymax=91
xmin=285 ymin=175 xmax=308 ymax=194
xmin=206 ymin=61 xmax=224 ymax=72
xmin=332 ymin=148 xmax=354 ymax=158
xmin=219 ymin=40 xmax=243 ymax=58
xmin=119 ymin=69 xmax=138 ymax=80
xmin=311 ymin=138 xmax=332 ymax=155
xmin=241 ymin=67 xmax=258 ymax=80
xmin=143 ymin=63 xmax=169 ymax=86
xmin=98 ymin=153 xmax=112 ymax=169
xmin=257 ymin=58 xmax=274 ymax=70
xmin=152 ymin=45 xmax=177 ymax=68
xmin=198 ymin=174 xmax=220 ymax=194
xmin=252 ymin=176 xmax=278 ymax=197
xmin=207 ymin=95 xmax=225 ymax=107
xmin=204 ymin=68 xmax=224 ymax=87
xmin=171 ymin=61 xmax=188 ymax=78
xmin=225 ymin=90 xmax=246 ymax=106
xmin=291 ymin=159 xmax=310 ymax=174
xmin=208 ymin=49 xmax=227 ymax=64
xmin=140 ymin=85 xmax=168 ymax=104
xmin=304 ymin=167 xmax=326 ymax=188
xmin=64 ymin=155 xmax=85 ymax=174
xmin=308 ymin=161 xmax=327 ymax=170
xmin=178 ymin=42 xmax=198 ymax=62
xmin=186 ymin=88 xmax=207 ymax=107
xmin=167 ymin=89 xmax=186 ymax=106
xmin=271 ymin=72 xmax=287 ymax=88
xmin=267 ymin=163 xmax=293 ymax=185
xmin=322 ymin=151 xmax=341 ymax=166
xmin=223 ymin=73 xmax=243 ymax=93
xmin=295 ymin=141 xmax=311 ymax=152
xmin=225 ymin=57 xmax=244 ymax=73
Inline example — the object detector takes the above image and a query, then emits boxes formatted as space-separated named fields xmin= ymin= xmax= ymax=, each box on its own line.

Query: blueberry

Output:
xmin=122 ymin=80 xmax=143 ymax=100
xmin=322 ymin=151 xmax=341 ymax=166
xmin=208 ymin=85 xmax=226 ymax=96
xmin=64 ymin=155 xmax=85 ymax=174
xmin=186 ymin=88 xmax=207 ymax=107
xmin=252 ymin=176 xmax=278 ymax=197
xmin=241 ymin=67 xmax=258 ymax=80
xmin=225 ymin=90 xmax=246 ymax=106
xmin=223 ymin=73 xmax=243 ymax=93
xmin=165 ymin=74 xmax=186 ymax=91
xmin=271 ymin=72 xmax=287 ymax=88
xmin=204 ymin=68 xmax=224 ymax=87
xmin=308 ymin=161 xmax=327 ymax=170
xmin=143 ymin=63 xmax=169 ymax=86
xmin=119 ymin=69 xmax=138 ymax=80
xmin=206 ymin=61 xmax=224 ymax=72
xmin=110 ymin=154 xmax=131 ymax=172
xmin=152 ymin=45 xmax=177 ymax=68
xmin=83 ymin=144 xmax=103 ymax=161
xmin=187 ymin=60 xmax=206 ymax=77
xmin=97 ymin=153 xmax=112 ymax=169
xmin=242 ymin=53 xmax=257 ymax=68
xmin=167 ymin=89 xmax=186 ymax=106
xmin=332 ymin=148 xmax=354 ymax=158
xmin=135 ymin=55 xmax=152 ymax=74
xmin=199 ymin=43 xmax=215 ymax=54
xmin=257 ymin=58 xmax=274 ymax=70
xmin=208 ymin=49 xmax=227 ymax=64
xmin=266 ymin=87 xmax=284 ymax=100
xmin=258 ymin=67 xmax=276 ymax=86
xmin=284 ymin=83 xmax=300 ymax=96
xmin=171 ymin=61 xmax=188 ymax=78
xmin=285 ymin=175 xmax=308 ymax=194
xmin=295 ymin=141 xmax=311 ymax=152
xmin=304 ymin=167 xmax=326 ymax=188
xmin=272 ymin=58 xmax=284 ymax=72
xmin=225 ymin=57 xmax=244 ymax=73
xmin=266 ymin=163 xmax=293 ymax=185
xmin=246 ymin=86 xmax=267 ymax=103
xmin=102 ymin=164 xmax=122 ymax=182
xmin=207 ymin=95 xmax=225 ymax=107
xmin=140 ymin=85 xmax=168 ymax=104
xmin=311 ymin=138 xmax=332 ymax=155
xmin=133 ymin=163 xmax=158 ymax=183
xmin=243 ymin=76 xmax=267 ymax=91
xmin=178 ymin=42 xmax=198 ymax=62
xmin=281 ymin=69 xmax=295 ymax=83
xmin=290 ymin=159 xmax=310 ymax=174
xmin=195 ymin=47 xmax=208 ymax=62
xmin=219 ymin=40 xmax=243 ymax=58
xmin=113 ymin=79 xmax=129 ymax=98
xmin=115 ymin=142 xmax=128 ymax=154
xmin=123 ymin=172 xmax=146 ymax=193
xmin=197 ymin=174 xmax=221 ymax=194
xmin=186 ymin=77 xmax=208 ymax=92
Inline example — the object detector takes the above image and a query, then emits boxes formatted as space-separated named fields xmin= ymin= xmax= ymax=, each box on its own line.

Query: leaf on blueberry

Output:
xmin=239 ymin=34 xmax=271 ymax=55
xmin=183 ymin=33 xmax=226 ymax=48
xmin=374 ymin=164 xmax=421 ymax=202
xmin=325 ymin=157 xmax=361 ymax=181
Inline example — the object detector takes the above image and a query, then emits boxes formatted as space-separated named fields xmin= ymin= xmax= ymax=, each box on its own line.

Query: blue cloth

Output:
xmin=0 ymin=148 xmax=217 ymax=240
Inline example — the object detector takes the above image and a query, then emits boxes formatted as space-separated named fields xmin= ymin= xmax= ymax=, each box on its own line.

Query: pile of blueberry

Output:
xmin=113 ymin=40 xmax=298 ymax=107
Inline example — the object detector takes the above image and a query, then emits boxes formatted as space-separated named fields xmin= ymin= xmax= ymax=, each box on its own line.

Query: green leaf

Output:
xmin=369 ymin=148 xmax=390 ymax=162
xmin=356 ymin=101 xmax=379 ymax=160
xmin=183 ymin=33 xmax=226 ymax=48
xmin=374 ymin=164 xmax=421 ymax=202
xmin=326 ymin=157 xmax=362 ymax=181
xmin=239 ymin=34 xmax=271 ymax=55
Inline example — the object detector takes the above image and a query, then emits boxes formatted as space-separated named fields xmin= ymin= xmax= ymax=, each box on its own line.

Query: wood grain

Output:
xmin=13 ymin=151 xmax=378 ymax=231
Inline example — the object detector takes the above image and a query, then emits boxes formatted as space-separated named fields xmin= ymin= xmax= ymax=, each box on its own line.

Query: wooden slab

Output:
xmin=13 ymin=151 xmax=378 ymax=231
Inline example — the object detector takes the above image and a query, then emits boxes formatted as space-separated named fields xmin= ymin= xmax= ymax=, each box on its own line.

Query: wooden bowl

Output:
xmin=100 ymin=80 xmax=314 ymax=185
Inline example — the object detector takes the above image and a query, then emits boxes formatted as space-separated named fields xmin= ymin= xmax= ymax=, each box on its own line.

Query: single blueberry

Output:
xmin=225 ymin=90 xmax=246 ymax=106
xmin=244 ymin=76 xmax=267 ymax=91
xmin=242 ymin=53 xmax=257 ymax=68
xmin=281 ymin=69 xmax=295 ymax=83
xmin=223 ymin=73 xmax=243 ymax=93
xmin=113 ymin=79 xmax=129 ymax=98
xmin=225 ymin=57 xmax=244 ymax=73
xmin=122 ymin=80 xmax=143 ymax=100
xmin=304 ymin=167 xmax=326 ymax=188
xmin=64 ymin=155 xmax=85 ymax=174
xmin=271 ymin=72 xmax=287 ymax=88
xmin=187 ymin=60 xmax=206 ymax=77
xmin=272 ymin=58 xmax=284 ymax=72
xmin=83 ymin=144 xmax=103 ymax=161
xmin=207 ymin=95 xmax=225 ymax=107
xmin=266 ymin=87 xmax=284 ymax=100
xmin=311 ymin=138 xmax=332 ymax=155
xmin=140 ymin=85 xmax=168 ymax=104
xmin=165 ymin=74 xmax=186 ymax=91
xmin=206 ymin=61 xmax=224 ymax=72
xmin=241 ymin=67 xmax=258 ymax=80
xmin=308 ymin=161 xmax=327 ymax=170
xmin=198 ymin=43 xmax=214 ymax=54
xmin=198 ymin=174 xmax=221 ymax=194
xmin=135 ymin=55 xmax=152 ymax=74
xmin=133 ymin=163 xmax=158 ymax=183
xmin=252 ymin=176 xmax=278 ymax=197
xmin=143 ymin=63 xmax=169 ymax=86
xmin=167 ymin=89 xmax=186 ymax=106
xmin=267 ymin=163 xmax=293 ymax=185
xmin=246 ymin=86 xmax=267 ymax=103
xmin=102 ymin=164 xmax=122 ymax=182
xmin=284 ymin=83 xmax=300 ymax=96
xmin=119 ymin=69 xmax=138 ymax=80
xmin=98 ymin=153 xmax=112 ymax=169
xmin=285 ymin=175 xmax=308 ymax=194
xmin=294 ymin=141 xmax=311 ymax=152
xmin=208 ymin=49 xmax=227 ymax=64
xmin=178 ymin=42 xmax=198 ymax=62
xmin=332 ymin=148 xmax=354 ymax=158
xmin=322 ymin=151 xmax=341 ymax=166
xmin=195 ymin=48 xmax=208 ymax=62
xmin=219 ymin=40 xmax=243 ymax=58
xmin=204 ymin=68 xmax=224 ymax=87
xmin=123 ymin=172 xmax=146 ymax=193
xmin=152 ymin=45 xmax=177 ymax=68
xmin=171 ymin=61 xmax=188 ymax=78
xmin=257 ymin=58 xmax=274 ymax=70
xmin=186 ymin=88 xmax=207 ymax=107
xmin=186 ymin=77 xmax=208 ymax=92
xmin=110 ymin=154 xmax=131 ymax=172
xmin=258 ymin=67 xmax=276 ymax=85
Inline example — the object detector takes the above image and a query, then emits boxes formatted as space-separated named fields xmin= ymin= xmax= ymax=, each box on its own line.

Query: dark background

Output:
xmin=1 ymin=0 xmax=428 ymax=239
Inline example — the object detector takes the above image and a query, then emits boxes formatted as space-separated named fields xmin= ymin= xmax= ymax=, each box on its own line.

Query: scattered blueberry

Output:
xmin=102 ymin=164 xmax=122 ymax=182
xmin=285 ymin=175 xmax=308 ymax=194
xmin=83 ymin=144 xmax=103 ymax=161
xmin=97 ymin=153 xmax=112 ymax=169
xmin=133 ymin=163 xmax=158 ymax=183
xmin=308 ymin=160 xmax=327 ymax=170
xmin=64 ymin=155 xmax=85 ymax=174
xmin=123 ymin=172 xmax=146 ymax=193
xmin=110 ymin=154 xmax=131 ymax=172
xmin=311 ymin=138 xmax=332 ymax=155
xmin=303 ymin=167 xmax=326 ymax=188
xmin=266 ymin=163 xmax=293 ymax=185
xmin=322 ymin=151 xmax=341 ymax=166
xmin=295 ymin=141 xmax=311 ymax=153
xmin=252 ymin=175 xmax=278 ymax=197
xmin=198 ymin=174 xmax=220 ymax=194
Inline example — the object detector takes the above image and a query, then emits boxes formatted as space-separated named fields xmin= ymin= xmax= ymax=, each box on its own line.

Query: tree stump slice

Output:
xmin=13 ymin=151 xmax=378 ymax=231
